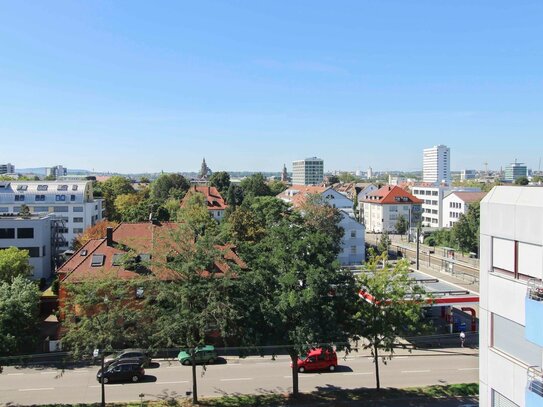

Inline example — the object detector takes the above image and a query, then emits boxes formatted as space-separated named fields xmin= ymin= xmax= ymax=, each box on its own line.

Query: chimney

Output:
xmin=208 ymin=186 xmax=211 ymax=195
xmin=106 ymin=227 xmax=114 ymax=247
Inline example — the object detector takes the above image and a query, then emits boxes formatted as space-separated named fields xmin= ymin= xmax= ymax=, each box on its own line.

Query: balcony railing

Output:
xmin=527 ymin=366 xmax=543 ymax=406
xmin=525 ymin=279 xmax=543 ymax=347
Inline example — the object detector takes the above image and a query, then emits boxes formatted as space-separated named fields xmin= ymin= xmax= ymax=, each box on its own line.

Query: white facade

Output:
xmin=338 ymin=210 xmax=365 ymax=265
xmin=46 ymin=165 xmax=67 ymax=178
xmin=480 ymin=187 xmax=543 ymax=407
xmin=442 ymin=192 xmax=486 ymax=228
xmin=292 ymin=157 xmax=324 ymax=186
xmin=0 ymin=181 xmax=103 ymax=249
xmin=0 ymin=214 xmax=52 ymax=280
xmin=423 ymin=145 xmax=451 ymax=185
xmin=0 ymin=163 xmax=15 ymax=174
xmin=412 ymin=186 xmax=481 ymax=228
xmin=363 ymin=202 xmax=415 ymax=233
xmin=461 ymin=169 xmax=477 ymax=181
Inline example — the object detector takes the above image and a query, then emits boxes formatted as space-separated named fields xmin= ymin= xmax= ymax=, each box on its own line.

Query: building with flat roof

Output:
xmin=461 ymin=169 xmax=477 ymax=181
xmin=423 ymin=145 xmax=451 ymax=185
xmin=46 ymin=165 xmax=67 ymax=178
xmin=479 ymin=187 xmax=543 ymax=407
xmin=292 ymin=157 xmax=324 ymax=186
xmin=504 ymin=161 xmax=528 ymax=183
xmin=0 ymin=163 xmax=15 ymax=175
xmin=0 ymin=180 xmax=103 ymax=249
xmin=442 ymin=191 xmax=487 ymax=228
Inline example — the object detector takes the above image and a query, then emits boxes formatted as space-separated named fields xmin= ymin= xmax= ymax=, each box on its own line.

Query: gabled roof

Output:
xmin=276 ymin=184 xmax=330 ymax=208
xmin=362 ymin=185 xmax=423 ymax=205
xmin=182 ymin=186 xmax=227 ymax=210
xmin=447 ymin=191 xmax=487 ymax=203
xmin=58 ymin=222 xmax=246 ymax=283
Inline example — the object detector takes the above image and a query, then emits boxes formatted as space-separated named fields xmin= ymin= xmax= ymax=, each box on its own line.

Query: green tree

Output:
xmin=268 ymin=180 xmax=288 ymax=196
xmin=532 ymin=175 xmax=543 ymax=183
xmin=395 ymin=215 xmax=409 ymax=239
xmin=178 ymin=192 xmax=217 ymax=237
xmin=356 ymin=253 xmax=428 ymax=390
xmin=515 ymin=176 xmax=529 ymax=185
xmin=240 ymin=173 xmax=271 ymax=198
xmin=452 ymin=202 xmax=480 ymax=254
xmin=352 ymin=193 xmax=359 ymax=221
xmin=209 ymin=171 xmax=231 ymax=195
xmin=326 ymin=175 xmax=340 ymax=184
xmin=18 ymin=204 xmax=31 ymax=218
xmin=300 ymin=194 xmax=344 ymax=254
xmin=0 ymin=247 xmax=33 ymax=282
xmin=100 ymin=176 xmax=135 ymax=220
xmin=377 ymin=232 xmax=391 ymax=255
xmin=0 ymin=276 xmax=41 ymax=356
xmin=150 ymin=173 xmax=189 ymax=202
xmin=338 ymin=172 xmax=361 ymax=183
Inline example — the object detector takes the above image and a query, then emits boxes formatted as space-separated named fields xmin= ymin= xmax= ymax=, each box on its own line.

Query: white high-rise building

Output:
xmin=0 ymin=163 xmax=15 ymax=174
xmin=480 ymin=187 xmax=543 ymax=407
xmin=292 ymin=157 xmax=324 ymax=186
xmin=46 ymin=165 xmax=67 ymax=178
xmin=423 ymin=145 xmax=451 ymax=185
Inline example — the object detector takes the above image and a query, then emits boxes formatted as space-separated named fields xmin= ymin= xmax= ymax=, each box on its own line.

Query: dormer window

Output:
xmin=37 ymin=185 xmax=48 ymax=191
xmin=17 ymin=185 xmax=28 ymax=191
xmin=57 ymin=185 xmax=68 ymax=191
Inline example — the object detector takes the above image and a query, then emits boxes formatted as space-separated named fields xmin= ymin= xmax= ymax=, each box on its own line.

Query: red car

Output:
xmin=294 ymin=348 xmax=338 ymax=373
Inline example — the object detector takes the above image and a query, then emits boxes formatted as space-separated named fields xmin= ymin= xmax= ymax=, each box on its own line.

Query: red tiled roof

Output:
xmin=362 ymin=185 xmax=423 ymax=205
xmin=58 ymin=222 xmax=246 ymax=283
xmin=448 ymin=191 xmax=487 ymax=203
xmin=276 ymin=184 xmax=329 ymax=208
xmin=182 ymin=186 xmax=227 ymax=211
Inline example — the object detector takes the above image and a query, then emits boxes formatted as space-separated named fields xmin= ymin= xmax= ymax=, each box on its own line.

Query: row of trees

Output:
xmin=61 ymin=193 xmax=429 ymax=398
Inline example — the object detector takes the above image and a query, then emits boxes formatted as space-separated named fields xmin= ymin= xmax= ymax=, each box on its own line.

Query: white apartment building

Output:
xmin=412 ymin=185 xmax=481 ymax=228
xmin=480 ymin=187 xmax=543 ymax=407
xmin=46 ymin=165 xmax=67 ymax=178
xmin=0 ymin=214 xmax=53 ymax=280
xmin=0 ymin=181 xmax=103 ymax=249
xmin=423 ymin=145 xmax=451 ymax=185
xmin=0 ymin=163 xmax=15 ymax=174
xmin=292 ymin=157 xmax=324 ymax=186
xmin=442 ymin=191 xmax=487 ymax=228
xmin=362 ymin=185 xmax=423 ymax=233
xmin=461 ymin=169 xmax=477 ymax=181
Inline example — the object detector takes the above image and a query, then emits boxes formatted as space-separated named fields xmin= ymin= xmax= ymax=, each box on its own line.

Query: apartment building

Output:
xmin=480 ymin=187 xmax=543 ymax=407
xmin=0 ymin=163 xmax=15 ymax=175
xmin=423 ymin=145 xmax=451 ymax=185
xmin=505 ymin=161 xmax=528 ymax=183
xmin=0 ymin=214 xmax=53 ymax=280
xmin=0 ymin=180 xmax=103 ymax=249
xmin=46 ymin=165 xmax=67 ymax=178
xmin=292 ymin=157 xmax=324 ymax=186
xmin=442 ymin=191 xmax=487 ymax=228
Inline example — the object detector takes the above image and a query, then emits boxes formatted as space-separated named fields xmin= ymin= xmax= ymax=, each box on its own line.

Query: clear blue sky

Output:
xmin=1 ymin=1 xmax=542 ymax=173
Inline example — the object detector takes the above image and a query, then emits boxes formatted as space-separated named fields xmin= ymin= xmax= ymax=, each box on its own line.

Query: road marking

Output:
xmin=220 ymin=378 xmax=253 ymax=382
xmin=458 ymin=367 xmax=479 ymax=371
xmin=89 ymin=384 xmax=123 ymax=388
xmin=401 ymin=370 xmax=431 ymax=373
xmin=8 ymin=373 xmax=24 ymax=376
xmin=157 ymin=381 xmax=189 ymax=384
xmin=166 ymin=366 xmax=182 ymax=369
xmin=40 ymin=371 xmax=57 ymax=375
xmin=342 ymin=372 xmax=373 ymax=376
xmin=394 ymin=356 xmax=408 ymax=359
xmin=19 ymin=388 xmax=55 ymax=392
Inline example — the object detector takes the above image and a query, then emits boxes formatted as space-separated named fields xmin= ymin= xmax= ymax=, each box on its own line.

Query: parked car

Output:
xmin=104 ymin=348 xmax=151 ymax=367
xmin=96 ymin=362 xmax=145 ymax=383
xmin=293 ymin=348 xmax=338 ymax=373
xmin=178 ymin=345 xmax=218 ymax=365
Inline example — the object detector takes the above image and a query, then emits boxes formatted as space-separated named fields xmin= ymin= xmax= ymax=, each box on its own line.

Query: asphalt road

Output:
xmin=0 ymin=351 xmax=478 ymax=406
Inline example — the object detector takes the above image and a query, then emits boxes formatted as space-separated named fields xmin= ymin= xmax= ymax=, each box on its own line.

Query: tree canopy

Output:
xmin=239 ymin=173 xmax=272 ymax=198
xmin=150 ymin=173 xmax=190 ymax=202
xmin=209 ymin=171 xmax=231 ymax=195
xmin=0 ymin=247 xmax=33 ymax=282
xmin=514 ymin=176 xmax=529 ymax=185
xmin=100 ymin=176 xmax=135 ymax=220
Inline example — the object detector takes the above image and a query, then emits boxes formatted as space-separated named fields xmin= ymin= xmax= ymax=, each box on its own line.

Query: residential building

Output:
xmin=505 ymin=161 xmax=528 ymax=183
xmin=479 ymin=187 xmax=543 ymax=407
xmin=423 ymin=145 xmax=451 ymax=185
xmin=277 ymin=185 xmax=365 ymax=265
xmin=361 ymin=185 xmax=422 ymax=234
xmin=0 ymin=214 xmax=53 ymax=280
xmin=181 ymin=186 xmax=227 ymax=221
xmin=461 ymin=169 xmax=477 ymax=181
xmin=292 ymin=157 xmax=324 ymax=186
xmin=411 ymin=185 xmax=481 ymax=228
xmin=388 ymin=175 xmax=406 ymax=186
xmin=442 ymin=191 xmax=487 ymax=227
xmin=46 ymin=165 xmax=68 ymax=178
xmin=0 ymin=163 xmax=15 ymax=175
xmin=367 ymin=166 xmax=373 ymax=179
xmin=0 ymin=180 xmax=103 ymax=249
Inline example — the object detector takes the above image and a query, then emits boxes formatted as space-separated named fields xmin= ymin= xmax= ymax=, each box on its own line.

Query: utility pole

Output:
xmin=416 ymin=226 xmax=420 ymax=270
xmin=101 ymin=351 xmax=105 ymax=407
xmin=191 ymin=348 xmax=198 ymax=404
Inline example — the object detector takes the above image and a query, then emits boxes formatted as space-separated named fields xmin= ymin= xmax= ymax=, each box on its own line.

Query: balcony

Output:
xmin=525 ymin=279 xmax=543 ymax=347
xmin=526 ymin=367 xmax=543 ymax=407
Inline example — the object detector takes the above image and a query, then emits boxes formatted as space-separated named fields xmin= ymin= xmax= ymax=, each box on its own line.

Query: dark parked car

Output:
xmin=96 ymin=362 xmax=145 ymax=383
xmin=104 ymin=348 xmax=151 ymax=367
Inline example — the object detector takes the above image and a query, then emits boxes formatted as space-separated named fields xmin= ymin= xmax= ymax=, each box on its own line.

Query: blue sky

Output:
xmin=1 ymin=1 xmax=542 ymax=173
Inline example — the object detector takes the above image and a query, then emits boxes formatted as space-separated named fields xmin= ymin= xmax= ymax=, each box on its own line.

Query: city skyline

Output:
xmin=1 ymin=1 xmax=542 ymax=172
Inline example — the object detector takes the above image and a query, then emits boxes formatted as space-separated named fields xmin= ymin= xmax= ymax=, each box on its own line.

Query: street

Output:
xmin=0 ymin=349 xmax=478 ymax=405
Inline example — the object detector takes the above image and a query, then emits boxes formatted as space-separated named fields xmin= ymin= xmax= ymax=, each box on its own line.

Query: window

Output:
xmin=135 ymin=287 xmax=144 ymax=299
xmin=57 ymin=185 xmax=68 ymax=191
xmin=16 ymin=185 xmax=28 ymax=191
xmin=55 ymin=195 xmax=66 ymax=201
xmin=71 ymin=195 xmax=76 ymax=201
xmin=53 ymin=206 xmax=69 ymax=212
xmin=73 ymin=228 xmax=83 ymax=234
xmin=491 ymin=313 xmax=541 ymax=366
xmin=0 ymin=228 xmax=15 ymax=239
xmin=112 ymin=253 xmax=124 ymax=266
xmin=58 ymin=227 xmax=68 ymax=234
xmin=72 ymin=185 xmax=78 ymax=191
xmin=17 ymin=228 xmax=34 ymax=239
xmin=73 ymin=207 xmax=84 ymax=212
xmin=19 ymin=247 xmax=40 ymax=257
xmin=350 ymin=246 xmax=357 ymax=254
xmin=350 ymin=230 xmax=356 ymax=238
xmin=35 ymin=195 xmax=46 ymax=201
xmin=80 ymin=250 xmax=88 ymax=256
xmin=73 ymin=217 xmax=83 ymax=223
xmin=14 ymin=195 xmax=25 ymax=201
xmin=491 ymin=390 xmax=519 ymax=407
xmin=91 ymin=254 xmax=105 ymax=267
xmin=34 ymin=206 xmax=48 ymax=212
xmin=0 ymin=207 xmax=8 ymax=212
xmin=37 ymin=185 xmax=48 ymax=191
